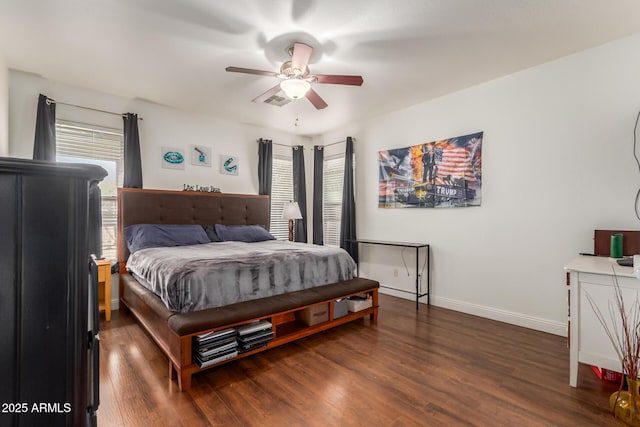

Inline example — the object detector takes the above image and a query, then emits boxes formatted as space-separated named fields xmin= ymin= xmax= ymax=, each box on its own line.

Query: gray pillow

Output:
xmin=125 ymin=224 xmax=210 ymax=253
xmin=214 ymin=224 xmax=275 ymax=243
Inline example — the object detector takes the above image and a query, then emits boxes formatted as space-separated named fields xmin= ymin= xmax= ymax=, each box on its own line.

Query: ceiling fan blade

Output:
xmin=226 ymin=66 xmax=278 ymax=77
xmin=252 ymin=84 xmax=283 ymax=103
xmin=305 ymin=88 xmax=328 ymax=110
xmin=291 ymin=42 xmax=313 ymax=73
xmin=314 ymin=74 xmax=363 ymax=86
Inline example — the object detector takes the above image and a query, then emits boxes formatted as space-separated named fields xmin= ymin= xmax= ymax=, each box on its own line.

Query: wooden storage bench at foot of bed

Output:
xmin=120 ymin=274 xmax=380 ymax=391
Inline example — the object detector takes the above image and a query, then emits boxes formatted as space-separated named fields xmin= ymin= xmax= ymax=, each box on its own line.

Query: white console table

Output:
xmin=565 ymin=256 xmax=639 ymax=387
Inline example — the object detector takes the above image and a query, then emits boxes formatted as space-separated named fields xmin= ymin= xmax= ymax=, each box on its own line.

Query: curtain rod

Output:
xmin=313 ymin=139 xmax=353 ymax=150
xmin=257 ymin=140 xmax=308 ymax=149
xmin=258 ymin=139 xmax=351 ymax=149
xmin=50 ymin=99 xmax=143 ymax=120
xmin=322 ymin=139 xmax=348 ymax=148
xmin=258 ymin=140 xmax=291 ymax=148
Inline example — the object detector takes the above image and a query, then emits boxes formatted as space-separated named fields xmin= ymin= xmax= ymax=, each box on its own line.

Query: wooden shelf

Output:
xmin=188 ymin=295 xmax=378 ymax=377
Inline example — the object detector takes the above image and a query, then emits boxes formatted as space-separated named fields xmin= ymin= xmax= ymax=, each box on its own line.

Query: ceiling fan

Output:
xmin=225 ymin=42 xmax=363 ymax=110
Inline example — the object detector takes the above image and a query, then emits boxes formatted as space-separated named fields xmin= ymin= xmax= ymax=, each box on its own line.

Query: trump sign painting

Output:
xmin=378 ymin=132 xmax=483 ymax=208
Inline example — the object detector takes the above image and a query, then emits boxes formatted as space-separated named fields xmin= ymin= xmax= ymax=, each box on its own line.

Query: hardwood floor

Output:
xmin=98 ymin=295 xmax=621 ymax=426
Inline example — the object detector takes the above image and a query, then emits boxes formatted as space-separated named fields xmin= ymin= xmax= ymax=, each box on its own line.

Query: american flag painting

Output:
xmin=378 ymin=132 xmax=483 ymax=208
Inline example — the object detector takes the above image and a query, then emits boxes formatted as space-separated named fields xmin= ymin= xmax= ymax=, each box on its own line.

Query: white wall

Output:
xmin=0 ymin=55 xmax=8 ymax=156
xmin=9 ymin=71 xmax=311 ymax=192
xmin=320 ymin=34 xmax=640 ymax=336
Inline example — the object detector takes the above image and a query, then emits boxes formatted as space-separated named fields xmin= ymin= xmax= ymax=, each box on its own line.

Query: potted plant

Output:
xmin=587 ymin=272 xmax=640 ymax=426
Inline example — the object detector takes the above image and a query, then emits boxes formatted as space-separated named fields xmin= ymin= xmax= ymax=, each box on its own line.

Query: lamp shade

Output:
xmin=280 ymin=79 xmax=310 ymax=99
xmin=282 ymin=201 xmax=303 ymax=220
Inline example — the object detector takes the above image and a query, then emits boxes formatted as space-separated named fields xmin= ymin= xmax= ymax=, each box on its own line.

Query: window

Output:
xmin=323 ymin=154 xmax=346 ymax=247
xmin=56 ymin=120 xmax=124 ymax=261
xmin=270 ymin=154 xmax=294 ymax=240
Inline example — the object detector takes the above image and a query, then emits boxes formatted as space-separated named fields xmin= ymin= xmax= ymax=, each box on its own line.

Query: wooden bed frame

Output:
xmin=117 ymin=188 xmax=379 ymax=391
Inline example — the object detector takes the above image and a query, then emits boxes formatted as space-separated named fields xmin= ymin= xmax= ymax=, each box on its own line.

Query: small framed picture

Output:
xmin=161 ymin=147 xmax=185 ymax=170
xmin=190 ymin=145 xmax=211 ymax=167
xmin=220 ymin=155 xmax=239 ymax=176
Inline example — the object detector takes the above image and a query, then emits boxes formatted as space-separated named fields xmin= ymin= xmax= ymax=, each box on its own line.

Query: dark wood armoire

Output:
xmin=0 ymin=157 xmax=106 ymax=427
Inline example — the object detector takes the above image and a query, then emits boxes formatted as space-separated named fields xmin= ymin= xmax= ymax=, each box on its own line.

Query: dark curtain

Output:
xmin=88 ymin=181 xmax=103 ymax=258
xmin=258 ymin=139 xmax=272 ymax=196
xmin=33 ymin=94 xmax=56 ymax=161
xmin=312 ymin=146 xmax=324 ymax=245
xmin=292 ymin=146 xmax=308 ymax=243
xmin=340 ymin=137 xmax=358 ymax=262
xmin=123 ymin=113 xmax=143 ymax=188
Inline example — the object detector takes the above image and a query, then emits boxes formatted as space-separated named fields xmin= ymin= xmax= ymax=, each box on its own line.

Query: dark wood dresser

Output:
xmin=0 ymin=157 xmax=106 ymax=427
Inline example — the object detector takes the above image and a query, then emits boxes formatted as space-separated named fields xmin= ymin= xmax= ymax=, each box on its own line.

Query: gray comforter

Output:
xmin=126 ymin=240 xmax=356 ymax=313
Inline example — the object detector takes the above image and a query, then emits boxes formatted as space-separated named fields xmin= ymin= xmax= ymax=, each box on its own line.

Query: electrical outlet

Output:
xmin=393 ymin=268 xmax=398 ymax=277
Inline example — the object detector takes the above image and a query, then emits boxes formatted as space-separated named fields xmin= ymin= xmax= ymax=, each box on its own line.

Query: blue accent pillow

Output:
xmin=214 ymin=224 xmax=275 ymax=243
xmin=125 ymin=224 xmax=211 ymax=253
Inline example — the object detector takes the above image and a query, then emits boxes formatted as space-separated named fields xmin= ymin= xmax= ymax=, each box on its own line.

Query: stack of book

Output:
xmin=236 ymin=320 xmax=273 ymax=353
xmin=193 ymin=328 xmax=238 ymax=368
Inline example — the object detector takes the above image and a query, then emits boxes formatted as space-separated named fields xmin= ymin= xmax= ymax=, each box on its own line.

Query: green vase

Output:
xmin=610 ymin=378 xmax=640 ymax=426
xmin=611 ymin=234 xmax=623 ymax=258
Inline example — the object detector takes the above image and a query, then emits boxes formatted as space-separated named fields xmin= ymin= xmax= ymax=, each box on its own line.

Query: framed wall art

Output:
xmin=190 ymin=145 xmax=212 ymax=167
xmin=220 ymin=155 xmax=239 ymax=176
xmin=378 ymin=131 xmax=483 ymax=208
xmin=161 ymin=147 xmax=186 ymax=170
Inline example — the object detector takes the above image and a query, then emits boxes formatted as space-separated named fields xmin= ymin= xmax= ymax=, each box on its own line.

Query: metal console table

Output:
xmin=351 ymin=239 xmax=430 ymax=310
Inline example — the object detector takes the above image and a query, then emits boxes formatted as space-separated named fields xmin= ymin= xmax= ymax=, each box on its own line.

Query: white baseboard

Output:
xmin=379 ymin=288 xmax=567 ymax=337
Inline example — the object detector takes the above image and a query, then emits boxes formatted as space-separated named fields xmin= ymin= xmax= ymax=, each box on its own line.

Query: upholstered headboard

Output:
xmin=117 ymin=188 xmax=270 ymax=266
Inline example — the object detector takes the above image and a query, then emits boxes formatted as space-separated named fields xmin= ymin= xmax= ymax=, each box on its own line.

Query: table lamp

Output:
xmin=282 ymin=201 xmax=302 ymax=241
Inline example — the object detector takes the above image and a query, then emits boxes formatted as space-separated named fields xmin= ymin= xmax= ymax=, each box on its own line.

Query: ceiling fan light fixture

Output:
xmin=280 ymin=78 xmax=310 ymax=99
xmin=226 ymin=41 xmax=362 ymax=109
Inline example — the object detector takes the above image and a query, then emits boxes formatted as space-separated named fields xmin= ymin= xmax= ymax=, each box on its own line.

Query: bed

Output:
xmin=117 ymin=188 xmax=379 ymax=391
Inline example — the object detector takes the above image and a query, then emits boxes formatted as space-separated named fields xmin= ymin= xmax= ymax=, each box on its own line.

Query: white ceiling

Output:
xmin=1 ymin=0 xmax=640 ymax=136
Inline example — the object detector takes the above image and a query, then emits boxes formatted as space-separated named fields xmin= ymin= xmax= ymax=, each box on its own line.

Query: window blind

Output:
xmin=270 ymin=154 xmax=294 ymax=240
xmin=56 ymin=120 xmax=124 ymax=261
xmin=323 ymin=154 xmax=345 ymax=247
